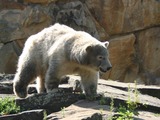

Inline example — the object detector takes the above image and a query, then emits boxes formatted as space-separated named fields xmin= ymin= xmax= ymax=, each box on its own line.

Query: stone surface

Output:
xmin=63 ymin=75 xmax=160 ymax=113
xmin=0 ymin=74 xmax=36 ymax=94
xmin=135 ymin=27 xmax=160 ymax=85
xmin=0 ymin=74 xmax=160 ymax=120
xmin=0 ymin=82 xmax=37 ymax=94
xmin=98 ymin=79 xmax=160 ymax=99
xmin=47 ymin=100 xmax=160 ymax=120
xmin=102 ymin=34 xmax=138 ymax=83
xmin=86 ymin=0 xmax=160 ymax=35
xmin=85 ymin=0 xmax=160 ymax=85
xmin=0 ymin=109 xmax=44 ymax=120
xmin=24 ymin=0 xmax=52 ymax=4
xmin=0 ymin=9 xmax=22 ymax=43
xmin=0 ymin=6 xmax=51 ymax=43
xmin=0 ymin=43 xmax=18 ymax=73
xmin=66 ymin=76 xmax=160 ymax=113
xmin=0 ymin=0 xmax=26 ymax=10
xmin=51 ymin=0 xmax=99 ymax=39
xmin=47 ymin=76 xmax=160 ymax=120
xmin=98 ymin=84 xmax=160 ymax=113
xmin=15 ymin=88 xmax=79 ymax=114
xmin=0 ymin=4 xmax=51 ymax=73
xmin=0 ymin=74 xmax=14 ymax=81
xmin=47 ymin=100 xmax=110 ymax=120
xmin=0 ymin=82 xmax=13 ymax=94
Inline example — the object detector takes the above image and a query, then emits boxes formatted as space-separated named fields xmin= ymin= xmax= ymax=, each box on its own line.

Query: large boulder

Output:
xmin=50 ymin=0 xmax=99 ymax=39
xmin=0 ymin=109 xmax=44 ymax=120
xmin=24 ymin=0 xmax=52 ymax=4
xmin=0 ymin=5 xmax=51 ymax=43
xmin=102 ymin=34 xmax=138 ymax=83
xmin=0 ymin=0 xmax=53 ymax=72
xmin=0 ymin=4 xmax=52 ymax=73
xmin=135 ymin=27 xmax=160 ymax=85
xmin=86 ymin=0 xmax=160 ymax=35
xmin=85 ymin=0 xmax=160 ymax=84
xmin=0 ymin=0 xmax=25 ymax=10
xmin=0 ymin=42 xmax=18 ymax=73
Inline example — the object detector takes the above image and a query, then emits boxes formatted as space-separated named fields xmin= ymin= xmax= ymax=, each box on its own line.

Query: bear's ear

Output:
xmin=103 ymin=41 xmax=109 ymax=48
xmin=86 ymin=45 xmax=93 ymax=53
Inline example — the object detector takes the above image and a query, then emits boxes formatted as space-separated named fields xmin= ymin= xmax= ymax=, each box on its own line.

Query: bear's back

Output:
xmin=24 ymin=23 xmax=104 ymax=59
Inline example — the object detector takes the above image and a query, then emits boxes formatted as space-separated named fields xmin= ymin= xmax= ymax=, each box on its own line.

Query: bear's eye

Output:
xmin=97 ymin=55 xmax=104 ymax=60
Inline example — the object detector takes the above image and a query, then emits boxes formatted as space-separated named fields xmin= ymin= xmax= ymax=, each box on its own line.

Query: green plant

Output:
xmin=154 ymin=113 xmax=160 ymax=117
xmin=115 ymin=81 xmax=139 ymax=120
xmin=115 ymin=105 xmax=135 ymax=120
xmin=61 ymin=107 xmax=66 ymax=118
xmin=110 ymin=97 xmax=114 ymax=113
xmin=99 ymin=96 xmax=107 ymax=105
xmin=99 ymin=108 xmax=104 ymax=115
xmin=107 ymin=96 xmax=115 ymax=120
xmin=106 ymin=81 xmax=140 ymax=120
xmin=0 ymin=97 xmax=20 ymax=115
xmin=43 ymin=110 xmax=47 ymax=120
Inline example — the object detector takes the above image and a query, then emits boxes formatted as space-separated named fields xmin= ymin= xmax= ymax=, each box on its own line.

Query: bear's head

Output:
xmin=85 ymin=41 xmax=112 ymax=72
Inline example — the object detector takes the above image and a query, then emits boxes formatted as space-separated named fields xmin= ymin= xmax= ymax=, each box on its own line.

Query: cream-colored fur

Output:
xmin=13 ymin=23 xmax=112 ymax=98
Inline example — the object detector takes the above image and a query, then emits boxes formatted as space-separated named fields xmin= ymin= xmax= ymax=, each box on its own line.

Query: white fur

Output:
xmin=13 ymin=23 xmax=110 ymax=98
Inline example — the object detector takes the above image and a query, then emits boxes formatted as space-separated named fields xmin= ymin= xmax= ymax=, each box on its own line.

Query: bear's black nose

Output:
xmin=107 ymin=66 xmax=112 ymax=71
xmin=99 ymin=66 xmax=112 ymax=72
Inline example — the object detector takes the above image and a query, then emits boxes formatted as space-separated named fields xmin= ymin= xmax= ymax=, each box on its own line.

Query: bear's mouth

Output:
xmin=99 ymin=67 xmax=107 ymax=73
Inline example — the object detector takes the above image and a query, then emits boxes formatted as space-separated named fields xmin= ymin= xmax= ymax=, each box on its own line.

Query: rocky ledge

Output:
xmin=0 ymin=74 xmax=160 ymax=120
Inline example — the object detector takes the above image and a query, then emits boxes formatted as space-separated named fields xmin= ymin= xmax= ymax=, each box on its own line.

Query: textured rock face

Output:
xmin=85 ymin=0 xmax=160 ymax=84
xmin=0 ymin=0 xmax=160 ymax=84
xmin=86 ymin=0 xmax=160 ymax=35
xmin=136 ymin=27 xmax=160 ymax=84
xmin=0 ymin=42 xmax=18 ymax=73
xmin=51 ymin=1 xmax=99 ymax=39
xmin=101 ymin=34 xmax=138 ymax=83
xmin=0 ymin=3 xmax=51 ymax=73
xmin=0 ymin=109 xmax=44 ymax=120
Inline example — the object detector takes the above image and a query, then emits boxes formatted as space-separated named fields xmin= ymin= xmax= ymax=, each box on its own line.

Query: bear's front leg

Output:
xmin=14 ymin=79 xmax=28 ymax=98
xmin=45 ymin=66 xmax=60 ymax=93
xmin=80 ymin=71 xmax=99 ymax=100
xmin=13 ymin=63 xmax=36 ymax=98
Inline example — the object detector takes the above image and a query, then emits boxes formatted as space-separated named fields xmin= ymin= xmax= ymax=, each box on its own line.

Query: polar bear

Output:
xmin=13 ymin=23 xmax=112 ymax=98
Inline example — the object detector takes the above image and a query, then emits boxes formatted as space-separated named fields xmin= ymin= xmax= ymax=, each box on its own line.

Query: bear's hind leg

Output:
xmin=13 ymin=63 xmax=36 ymax=98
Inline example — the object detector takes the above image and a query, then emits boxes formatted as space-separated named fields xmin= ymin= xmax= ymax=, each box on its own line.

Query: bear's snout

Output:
xmin=99 ymin=66 xmax=112 ymax=73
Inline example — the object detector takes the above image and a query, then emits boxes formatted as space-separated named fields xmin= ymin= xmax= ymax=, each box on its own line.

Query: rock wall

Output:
xmin=0 ymin=0 xmax=160 ymax=85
